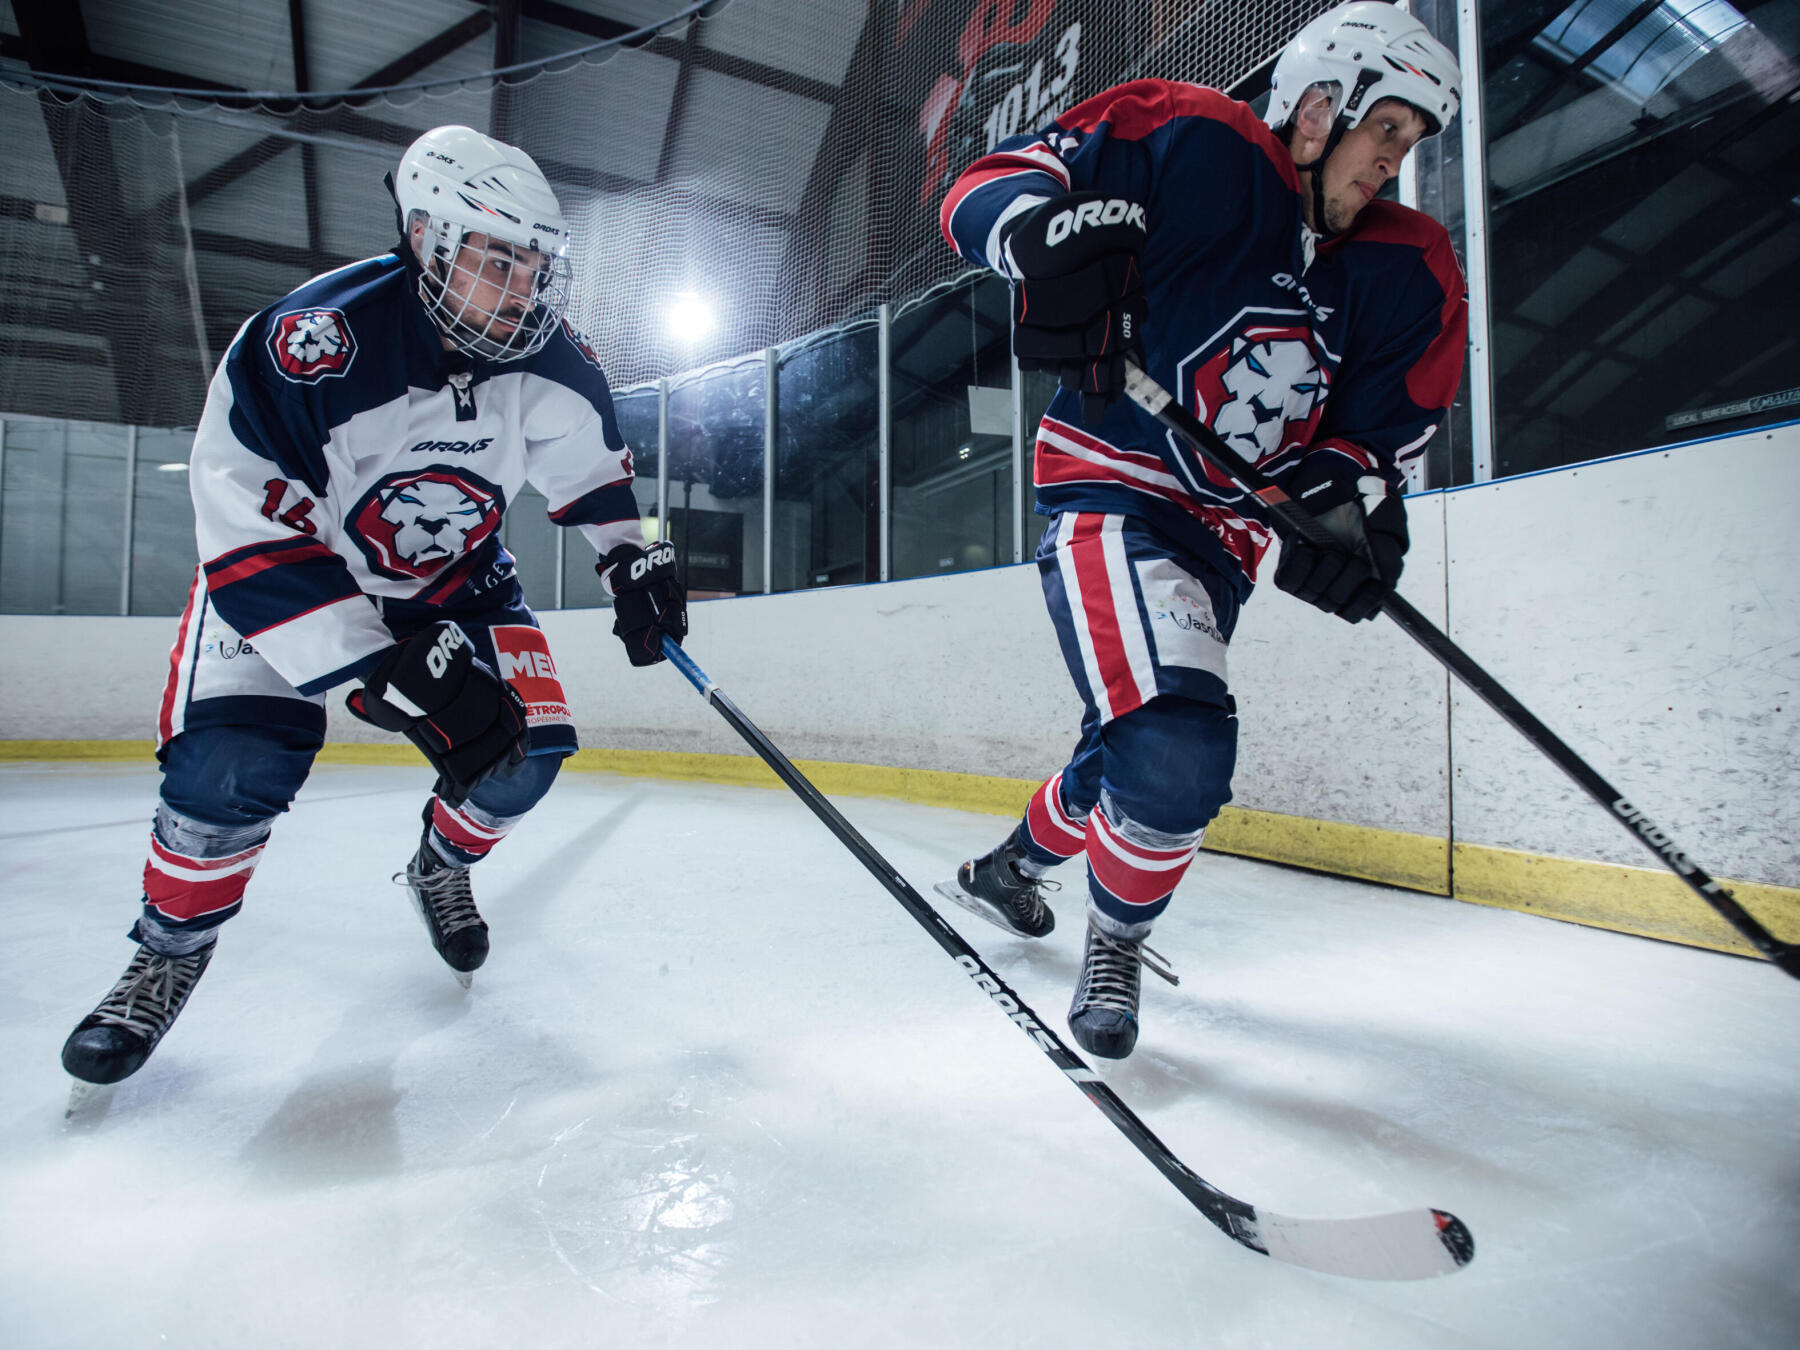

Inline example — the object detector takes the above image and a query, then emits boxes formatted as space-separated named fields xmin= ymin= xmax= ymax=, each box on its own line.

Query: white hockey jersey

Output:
xmin=190 ymin=251 xmax=643 ymax=695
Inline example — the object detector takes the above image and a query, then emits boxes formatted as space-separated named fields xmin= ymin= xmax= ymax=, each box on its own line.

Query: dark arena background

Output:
xmin=1 ymin=4 xmax=1797 ymax=1348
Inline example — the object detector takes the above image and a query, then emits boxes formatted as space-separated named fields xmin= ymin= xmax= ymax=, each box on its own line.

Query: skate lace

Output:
xmin=91 ymin=949 xmax=205 ymax=1038
xmin=1010 ymin=874 xmax=1060 ymax=916
xmin=1077 ymin=931 xmax=1180 ymax=1013
xmin=401 ymin=862 xmax=483 ymax=934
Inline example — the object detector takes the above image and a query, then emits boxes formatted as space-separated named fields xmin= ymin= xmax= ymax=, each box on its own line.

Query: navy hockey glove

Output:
xmin=1272 ymin=452 xmax=1409 ymax=624
xmin=999 ymin=191 xmax=1148 ymax=424
xmin=599 ymin=540 xmax=687 ymax=667
xmin=346 ymin=621 xmax=529 ymax=804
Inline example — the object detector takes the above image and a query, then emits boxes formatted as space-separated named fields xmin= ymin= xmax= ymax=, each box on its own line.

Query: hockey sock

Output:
xmin=426 ymin=795 xmax=526 ymax=868
xmin=1084 ymin=796 xmax=1203 ymax=941
xmin=1017 ymin=773 xmax=1090 ymax=873
xmin=135 ymin=803 xmax=271 ymax=948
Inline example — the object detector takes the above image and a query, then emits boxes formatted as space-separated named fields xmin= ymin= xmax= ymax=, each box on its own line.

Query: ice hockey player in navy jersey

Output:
xmin=934 ymin=3 xmax=1469 ymax=1059
xmin=61 ymin=126 xmax=686 ymax=1086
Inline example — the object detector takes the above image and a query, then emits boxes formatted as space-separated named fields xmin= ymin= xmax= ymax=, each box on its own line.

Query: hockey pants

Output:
xmin=132 ymin=722 xmax=561 ymax=955
xmin=1015 ymin=513 xmax=1243 ymax=939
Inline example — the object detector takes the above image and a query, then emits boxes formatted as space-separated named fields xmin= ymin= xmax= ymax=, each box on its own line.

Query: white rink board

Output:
xmin=0 ymin=424 xmax=1792 ymax=888
xmin=1443 ymin=424 xmax=1800 ymax=885
xmin=1231 ymin=492 xmax=1451 ymax=839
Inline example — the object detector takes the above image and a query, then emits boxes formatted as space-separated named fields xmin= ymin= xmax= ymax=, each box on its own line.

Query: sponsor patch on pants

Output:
xmin=490 ymin=625 xmax=572 ymax=728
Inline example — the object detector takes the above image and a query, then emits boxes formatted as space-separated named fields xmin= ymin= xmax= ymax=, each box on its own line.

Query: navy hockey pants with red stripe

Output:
xmin=1015 ymin=512 xmax=1241 ymax=938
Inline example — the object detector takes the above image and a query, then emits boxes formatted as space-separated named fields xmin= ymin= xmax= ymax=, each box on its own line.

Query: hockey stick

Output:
xmin=660 ymin=635 xmax=1474 ymax=1280
xmin=1120 ymin=357 xmax=1799 ymax=979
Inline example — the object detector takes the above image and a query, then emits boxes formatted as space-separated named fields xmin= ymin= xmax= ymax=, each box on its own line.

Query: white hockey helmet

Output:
xmin=394 ymin=125 xmax=572 ymax=362
xmin=1265 ymin=2 xmax=1461 ymax=139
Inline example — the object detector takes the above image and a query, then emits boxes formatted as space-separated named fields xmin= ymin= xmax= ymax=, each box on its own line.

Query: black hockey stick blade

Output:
xmin=660 ymin=636 xmax=1475 ymax=1279
xmin=1120 ymin=359 xmax=1799 ymax=979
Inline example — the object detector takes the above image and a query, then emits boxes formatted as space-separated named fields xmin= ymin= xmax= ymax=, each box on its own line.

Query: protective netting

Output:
xmin=0 ymin=0 xmax=1335 ymax=425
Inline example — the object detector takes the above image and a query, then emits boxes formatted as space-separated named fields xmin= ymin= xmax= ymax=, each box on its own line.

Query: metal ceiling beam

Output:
xmin=183 ymin=9 xmax=497 ymax=207
xmin=289 ymin=0 xmax=324 ymax=263
xmin=521 ymin=0 xmax=838 ymax=104
xmin=778 ymin=3 xmax=886 ymax=326
xmin=655 ymin=23 xmax=703 ymax=187
xmin=491 ymin=0 xmax=522 ymax=143
xmin=0 ymin=33 xmax=246 ymax=97
xmin=10 ymin=0 xmax=174 ymax=422
xmin=1491 ymin=0 xmax=1666 ymax=141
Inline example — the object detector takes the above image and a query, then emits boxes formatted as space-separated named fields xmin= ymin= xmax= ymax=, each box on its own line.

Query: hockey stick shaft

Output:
xmin=658 ymin=636 xmax=1471 ymax=1277
xmin=1121 ymin=359 xmax=1797 ymax=977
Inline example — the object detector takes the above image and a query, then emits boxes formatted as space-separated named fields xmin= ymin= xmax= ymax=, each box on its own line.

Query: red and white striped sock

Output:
xmin=1084 ymin=807 xmax=1202 ymax=938
xmin=141 ymin=830 xmax=267 ymax=935
xmin=427 ymin=796 xmax=521 ymax=868
xmin=1018 ymin=773 xmax=1089 ymax=871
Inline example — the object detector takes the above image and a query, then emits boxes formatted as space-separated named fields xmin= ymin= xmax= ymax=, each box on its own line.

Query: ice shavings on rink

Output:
xmin=2 ymin=761 xmax=1797 ymax=1348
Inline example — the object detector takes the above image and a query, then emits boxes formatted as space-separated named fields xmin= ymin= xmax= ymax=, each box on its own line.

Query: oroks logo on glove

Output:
xmin=425 ymin=622 xmax=466 ymax=679
xmin=631 ymin=541 xmax=676 ymax=582
xmin=1043 ymin=198 xmax=1147 ymax=247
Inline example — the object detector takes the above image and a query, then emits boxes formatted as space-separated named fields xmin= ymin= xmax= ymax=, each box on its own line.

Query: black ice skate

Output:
xmin=61 ymin=941 xmax=216 ymax=1085
xmin=933 ymin=830 xmax=1057 ymax=938
xmin=398 ymin=836 xmax=489 ymax=987
xmin=1067 ymin=921 xmax=1178 ymax=1060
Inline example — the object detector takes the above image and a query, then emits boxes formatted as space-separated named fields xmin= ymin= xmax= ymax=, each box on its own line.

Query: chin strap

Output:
xmin=1292 ymin=118 xmax=1351 ymax=244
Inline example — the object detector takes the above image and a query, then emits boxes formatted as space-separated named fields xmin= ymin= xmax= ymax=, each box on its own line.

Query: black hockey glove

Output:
xmin=598 ymin=540 xmax=687 ymax=667
xmin=346 ymin=621 xmax=529 ymax=804
xmin=998 ymin=190 xmax=1148 ymax=424
xmin=1272 ymin=452 xmax=1409 ymax=624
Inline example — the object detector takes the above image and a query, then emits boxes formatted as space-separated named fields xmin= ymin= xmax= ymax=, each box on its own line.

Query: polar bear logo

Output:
xmin=377 ymin=477 xmax=493 ymax=568
xmin=1211 ymin=336 xmax=1327 ymax=460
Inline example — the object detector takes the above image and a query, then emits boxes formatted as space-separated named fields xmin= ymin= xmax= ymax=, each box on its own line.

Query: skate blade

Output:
xmin=452 ymin=969 xmax=474 ymax=990
xmin=64 ymin=1079 xmax=117 ymax=1124
xmin=932 ymin=879 xmax=1041 ymax=939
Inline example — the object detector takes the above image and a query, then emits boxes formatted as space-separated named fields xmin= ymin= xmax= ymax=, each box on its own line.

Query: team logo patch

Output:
xmin=491 ymin=625 xmax=572 ymax=729
xmin=560 ymin=317 xmax=604 ymax=371
xmin=1174 ymin=312 xmax=1338 ymax=496
xmin=269 ymin=307 xmax=357 ymax=382
xmin=348 ymin=467 xmax=506 ymax=581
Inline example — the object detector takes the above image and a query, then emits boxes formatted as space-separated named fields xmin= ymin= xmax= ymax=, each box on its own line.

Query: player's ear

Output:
xmin=1290 ymin=85 xmax=1335 ymax=165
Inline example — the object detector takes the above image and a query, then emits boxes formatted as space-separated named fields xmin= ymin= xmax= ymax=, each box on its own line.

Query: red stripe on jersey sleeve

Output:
xmin=940 ymin=158 xmax=1066 ymax=251
xmin=1055 ymin=79 xmax=1299 ymax=192
xmin=1340 ymin=202 xmax=1469 ymax=412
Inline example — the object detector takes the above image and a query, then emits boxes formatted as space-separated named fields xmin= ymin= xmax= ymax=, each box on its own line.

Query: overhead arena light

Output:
xmin=667 ymin=291 xmax=715 ymax=344
xmin=157 ymin=462 xmax=190 ymax=473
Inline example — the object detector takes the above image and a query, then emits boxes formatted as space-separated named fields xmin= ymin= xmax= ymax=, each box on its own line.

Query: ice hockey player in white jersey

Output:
xmin=61 ymin=126 xmax=686 ymax=1086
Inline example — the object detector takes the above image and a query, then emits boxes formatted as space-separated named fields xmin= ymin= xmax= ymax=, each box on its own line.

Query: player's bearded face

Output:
xmin=432 ymin=233 xmax=547 ymax=340
xmin=1318 ymin=99 xmax=1428 ymax=233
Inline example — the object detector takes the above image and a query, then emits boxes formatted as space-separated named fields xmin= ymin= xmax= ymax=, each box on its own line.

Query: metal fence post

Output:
xmin=121 ymin=424 xmax=138 ymax=615
xmin=878 ymin=302 xmax=891 ymax=583
xmin=1457 ymin=0 xmax=1496 ymax=482
xmin=763 ymin=346 xmax=776 ymax=594
xmin=1010 ymin=347 xmax=1025 ymax=565
xmin=553 ymin=514 xmax=566 ymax=609
xmin=657 ymin=376 xmax=670 ymax=544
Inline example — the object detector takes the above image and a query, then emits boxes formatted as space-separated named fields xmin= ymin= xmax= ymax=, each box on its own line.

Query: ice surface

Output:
xmin=2 ymin=761 xmax=1797 ymax=1348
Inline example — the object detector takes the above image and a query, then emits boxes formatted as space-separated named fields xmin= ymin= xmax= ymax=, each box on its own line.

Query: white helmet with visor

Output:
xmin=394 ymin=125 xmax=572 ymax=362
xmin=1264 ymin=2 xmax=1461 ymax=139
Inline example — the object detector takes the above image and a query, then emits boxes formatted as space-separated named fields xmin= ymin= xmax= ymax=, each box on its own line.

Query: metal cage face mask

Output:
xmin=416 ymin=225 xmax=572 ymax=363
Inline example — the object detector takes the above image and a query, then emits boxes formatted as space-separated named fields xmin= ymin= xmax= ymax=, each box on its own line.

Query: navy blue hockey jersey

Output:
xmin=189 ymin=253 xmax=642 ymax=695
xmin=941 ymin=79 xmax=1468 ymax=597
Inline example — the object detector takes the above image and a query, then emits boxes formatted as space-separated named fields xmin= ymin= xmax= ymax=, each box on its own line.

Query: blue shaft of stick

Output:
xmin=661 ymin=635 xmax=712 ymax=696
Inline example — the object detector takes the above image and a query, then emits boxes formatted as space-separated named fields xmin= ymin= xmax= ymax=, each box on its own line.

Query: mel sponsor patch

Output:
xmin=490 ymin=625 xmax=572 ymax=729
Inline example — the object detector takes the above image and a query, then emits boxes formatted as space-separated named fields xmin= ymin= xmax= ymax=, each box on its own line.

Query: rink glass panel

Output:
xmin=558 ymin=387 xmax=662 ymax=610
xmin=0 ymin=419 xmax=129 ymax=615
xmin=129 ymin=429 xmax=199 ymax=617
xmin=1479 ymin=0 xmax=1800 ymax=475
xmin=501 ymin=485 xmax=558 ymax=608
xmin=665 ymin=357 xmax=766 ymax=599
xmin=772 ymin=324 xmax=879 ymax=592
xmin=889 ymin=276 xmax=1015 ymax=581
